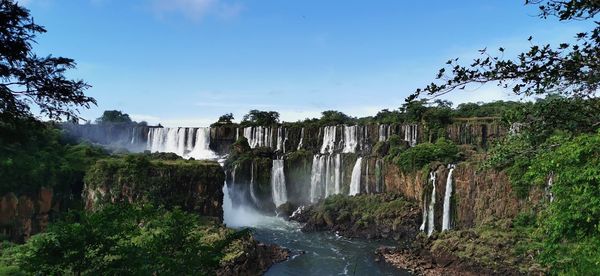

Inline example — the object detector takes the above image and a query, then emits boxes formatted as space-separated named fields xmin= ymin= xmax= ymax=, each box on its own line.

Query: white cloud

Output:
xmin=151 ymin=0 xmax=243 ymax=21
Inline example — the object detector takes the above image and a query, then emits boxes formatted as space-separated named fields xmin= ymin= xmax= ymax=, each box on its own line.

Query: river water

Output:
xmin=223 ymin=186 xmax=410 ymax=275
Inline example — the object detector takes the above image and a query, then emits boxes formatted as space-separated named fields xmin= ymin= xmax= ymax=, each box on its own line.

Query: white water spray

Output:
xmin=271 ymin=159 xmax=288 ymax=207
xmin=349 ymin=157 xmax=363 ymax=195
xmin=442 ymin=165 xmax=455 ymax=231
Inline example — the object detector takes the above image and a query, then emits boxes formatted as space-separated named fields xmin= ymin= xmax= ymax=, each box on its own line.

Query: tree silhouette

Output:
xmin=0 ymin=0 xmax=95 ymax=123
xmin=410 ymin=0 xmax=599 ymax=101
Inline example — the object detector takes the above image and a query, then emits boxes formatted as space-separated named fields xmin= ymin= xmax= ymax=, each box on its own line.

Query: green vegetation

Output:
xmin=428 ymin=219 xmax=544 ymax=274
xmin=241 ymin=110 xmax=280 ymax=126
xmin=0 ymin=0 xmax=95 ymax=123
xmin=386 ymin=138 xmax=460 ymax=173
xmin=211 ymin=113 xmax=235 ymax=127
xmin=0 ymin=204 xmax=252 ymax=275
xmin=523 ymin=132 xmax=600 ymax=274
xmin=0 ymin=118 xmax=107 ymax=196
xmin=95 ymin=110 xmax=132 ymax=124
xmin=411 ymin=1 xmax=600 ymax=100
xmin=306 ymin=193 xmax=417 ymax=233
xmin=480 ymin=96 xmax=600 ymax=274
xmin=85 ymin=154 xmax=224 ymax=214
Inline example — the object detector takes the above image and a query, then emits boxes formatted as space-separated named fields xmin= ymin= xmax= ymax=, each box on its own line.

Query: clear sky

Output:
xmin=21 ymin=0 xmax=591 ymax=126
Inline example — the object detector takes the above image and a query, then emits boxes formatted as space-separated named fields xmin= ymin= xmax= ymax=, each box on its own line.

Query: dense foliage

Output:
xmin=386 ymin=138 xmax=460 ymax=172
xmin=84 ymin=154 xmax=224 ymax=214
xmin=211 ymin=113 xmax=235 ymax=126
xmin=523 ymin=132 xmax=600 ymax=274
xmin=95 ymin=110 xmax=132 ymax=124
xmin=241 ymin=110 xmax=280 ymax=126
xmin=0 ymin=0 xmax=95 ymax=123
xmin=482 ymin=96 xmax=600 ymax=273
xmin=0 ymin=204 xmax=251 ymax=275
xmin=0 ymin=118 xmax=107 ymax=196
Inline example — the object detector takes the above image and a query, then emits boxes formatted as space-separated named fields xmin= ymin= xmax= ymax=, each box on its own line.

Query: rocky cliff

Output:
xmin=83 ymin=156 xmax=225 ymax=221
xmin=0 ymin=187 xmax=55 ymax=243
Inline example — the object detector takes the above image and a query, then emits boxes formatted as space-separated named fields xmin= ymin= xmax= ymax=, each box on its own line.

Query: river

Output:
xmin=223 ymin=185 xmax=410 ymax=275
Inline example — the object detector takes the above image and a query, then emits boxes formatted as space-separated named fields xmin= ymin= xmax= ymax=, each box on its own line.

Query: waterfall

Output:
xmin=349 ymin=157 xmax=363 ymax=195
xmin=271 ymin=160 xmax=288 ymax=207
xmin=442 ymin=165 xmax=455 ymax=231
xmin=276 ymin=127 xmax=284 ymax=152
xmin=427 ymin=171 xmax=437 ymax=236
xmin=250 ymin=161 xmax=259 ymax=204
xmin=309 ymin=154 xmax=342 ymax=203
xmin=419 ymin=200 xmax=427 ymax=231
xmin=320 ymin=126 xmax=337 ymax=154
xmin=375 ymin=159 xmax=383 ymax=193
xmin=188 ymin=128 xmax=217 ymax=160
xmin=297 ymin=128 xmax=305 ymax=150
xmin=333 ymin=154 xmax=341 ymax=195
xmin=404 ymin=125 xmax=418 ymax=147
xmin=546 ymin=172 xmax=555 ymax=202
xmin=235 ymin=128 xmax=240 ymax=141
xmin=378 ymin=125 xmax=387 ymax=142
xmin=147 ymin=127 xmax=217 ymax=160
xmin=283 ymin=128 xmax=289 ymax=153
xmin=365 ymin=160 xmax=370 ymax=194
xmin=310 ymin=155 xmax=326 ymax=203
xmin=342 ymin=125 xmax=358 ymax=153
xmin=243 ymin=126 xmax=273 ymax=148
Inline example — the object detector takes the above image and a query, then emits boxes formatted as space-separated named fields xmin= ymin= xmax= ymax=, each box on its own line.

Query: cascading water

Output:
xmin=271 ymin=160 xmax=288 ymax=207
xmin=375 ymin=159 xmax=384 ymax=193
xmin=310 ymin=155 xmax=325 ymax=203
xmin=320 ymin=126 xmax=337 ymax=154
xmin=250 ymin=161 xmax=259 ymax=204
xmin=188 ymin=128 xmax=217 ymax=159
xmin=276 ymin=127 xmax=284 ymax=152
xmin=403 ymin=124 xmax=418 ymax=147
xmin=297 ymin=128 xmax=305 ymax=150
xmin=378 ymin=125 xmax=387 ymax=142
xmin=243 ymin=126 xmax=273 ymax=148
xmin=365 ymin=160 xmax=370 ymax=194
xmin=342 ymin=125 xmax=358 ymax=153
xmin=349 ymin=157 xmax=363 ymax=195
xmin=546 ymin=172 xmax=555 ymax=202
xmin=427 ymin=171 xmax=437 ymax=236
xmin=442 ymin=165 xmax=455 ymax=231
xmin=147 ymin=127 xmax=217 ymax=160
xmin=309 ymin=154 xmax=342 ymax=202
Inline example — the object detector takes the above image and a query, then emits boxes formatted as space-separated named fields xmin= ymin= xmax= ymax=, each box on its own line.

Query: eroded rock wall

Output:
xmin=83 ymin=158 xmax=225 ymax=221
xmin=0 ymin=187 xmax=55 ymax=243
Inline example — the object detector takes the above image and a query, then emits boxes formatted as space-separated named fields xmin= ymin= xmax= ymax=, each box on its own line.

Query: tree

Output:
xmin=3 ymin=204 xmax=252 ymax=275
xmin=218 ymin=113 xmax=234 ymax=123
xmin=410 ymin=0 xmax=600 ymax=101
xmin=0 ymin=0 xmax=95 ymax=123
xmin=319 ymin=110 xmax=353 ymax=125
xmin=241 ymin=110 xmax=280 ymax=126
xmin=95 ymin=110 xmax=132 ymax=124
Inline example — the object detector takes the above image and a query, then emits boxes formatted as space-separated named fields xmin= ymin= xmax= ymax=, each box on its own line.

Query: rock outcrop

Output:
xmin=83 ymin=156 xmax=225 ymax=221
xmin=0 ymin=187 xmax=56 ymax=243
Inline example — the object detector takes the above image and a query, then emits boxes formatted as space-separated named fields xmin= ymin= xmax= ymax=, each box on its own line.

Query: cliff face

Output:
xmin=0 ymin=187 xmax=55 ymax=243
xmin=381 ymin=161 xmax=543 ymax=231
xmin=83 ymin=157 xmax=225 ymax=221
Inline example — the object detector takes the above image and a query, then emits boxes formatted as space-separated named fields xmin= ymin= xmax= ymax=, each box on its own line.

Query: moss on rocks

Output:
xmin=83 ymin=154 xmax=225 ymax=220
xmin=294 ymin=193 xmax=420 ymax=240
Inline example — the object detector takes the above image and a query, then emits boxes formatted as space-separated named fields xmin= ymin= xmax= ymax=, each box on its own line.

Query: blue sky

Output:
xmin=22 ymin=0 xmax=590 ymax=126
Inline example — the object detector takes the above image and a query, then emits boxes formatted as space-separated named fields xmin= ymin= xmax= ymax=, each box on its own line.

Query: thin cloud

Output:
xmin=151 ymin=0 xmax=243 ymax=21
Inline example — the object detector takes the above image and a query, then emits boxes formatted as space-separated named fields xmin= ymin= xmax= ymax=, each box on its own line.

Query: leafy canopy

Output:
xmin=1 ymin=204 xmax=251 ymax=275
xmin=241 ymin=110 xmax=280 ymax=126
xmin=95 ymin=110 xmax=132 ymax=124
xmin=0 ymin=0 xmax=95 ymax=122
